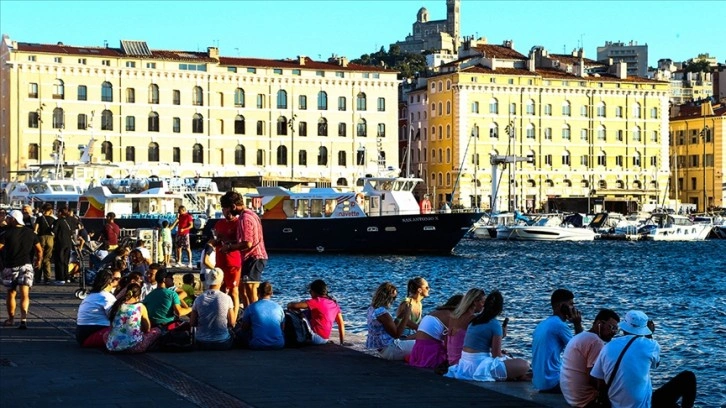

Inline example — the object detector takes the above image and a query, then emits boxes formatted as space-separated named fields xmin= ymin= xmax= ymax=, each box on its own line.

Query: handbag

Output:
xmin=590 ymin=335 xmax=640 ymax=408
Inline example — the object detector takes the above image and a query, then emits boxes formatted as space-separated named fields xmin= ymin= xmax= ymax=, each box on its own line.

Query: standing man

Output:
xmin=531 ymin=288 xmax=584 ymax=393
xmin=21 ymin=204 xmax=34 ymax=228
xmin=591 ymin=310 xmax=697 ymax=408
xmin=560 ymin=308 xmax=620 ymax=407
xmin=101 ymin=212 xmax=120 ymax=251
xmin=214 ymin=206 xmax=242 ymax=315
xmin=51 ymin=206 xmax=80 ymax=284
xmin=0 ymin=210 xmax=42 ymax=329
xmin=219 ymin=191 xmax=268 ymax=308
xmin=170 ymin=206 xmax=193 ymax=268
xmin=33 ymin=203 xmax=55 ymax=285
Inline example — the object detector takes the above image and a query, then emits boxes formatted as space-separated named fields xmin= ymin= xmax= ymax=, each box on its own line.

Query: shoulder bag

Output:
xmin=590 ymin=335 xmax=640 ymax=408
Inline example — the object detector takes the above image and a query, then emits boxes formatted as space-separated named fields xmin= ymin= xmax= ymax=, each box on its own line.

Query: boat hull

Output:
xmin=641 ymin=224 xmax=712 ymax=241
xmin=496 ymin=226 xmax=596 ymax=241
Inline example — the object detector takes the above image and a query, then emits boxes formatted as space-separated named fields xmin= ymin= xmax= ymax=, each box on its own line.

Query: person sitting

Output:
xmin=133 ymin=239 xmax=152 ymax=265
xmin=237 ymin=281 xmax=285 ymax=350
xmin=139 ymin=264 xmax=161 ymax=301
xmin=176 ymin=273 xmax=197 ymax=306
xmin=190 ymin=268 xmax=234 ymax=351
xmin=408 ymin=294 xmax=462 ymax=369
xmin=445 ymin=291 xmax=530 ymax=381
xmin=286 ymin=279 xmax=346 ymax=345
xmin=560 ymin=308 xmax=620 ymax=407
xmin=394 ymin=277 xmax=430 ymax=337
xmin=75 ymin=270 xmax=121 ymax=348
xmin=114 ymin=271 xmax=143 ymax=300
xmin=128 ymin=248 xmax=149 ymax=275
xmin=99 ymin=246 xmax=131 ymax=272
xmin=142 ymin=269 xmax=191 ymax=330
xmin=365 ymin=282 xmax=411 ymax=360
xmin=447 ymin=288 xmax=486 ymax=365
xmin=105 ymin=283 xmax=162 ymax=353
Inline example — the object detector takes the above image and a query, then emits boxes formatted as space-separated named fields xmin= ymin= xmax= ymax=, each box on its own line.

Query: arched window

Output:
xmin=336 ymin=177 xmax=348 ymax=186
xmin=526 ymin=123 xmax=535 ymax=139
xmin=338 ymin=150 xmax=346 ymax=166
xmin=148 ymin=142 xmax=159 ymax=162
xmin=125 ymin=146 xmax=135 ymax=162
xmin=489 ymin=98 xmax=499 ymax=114
xmin=356 ymin=92 xmax=367 ymax=111
xmin=235 ymin=115 xmax=245 ymax=134
xmin=126 ymin=88 xmax=135 ymax=103
xmin=149 ymin=84 xmax=159 ymax=104
xmin=489 ymin=123 xmax=499 ymax=138
xmin=276 ymin=146 xmax=288 ymax=165
xmin=633 ymin=151 xmax=642 ymax=167
xmin=317 ymin=146 xmax=328 ymax=166
xmin=101 ymin=81 xmax=113 ymax=102
xmin=317 ymin=118 xmax=328 ymax=136
xmin=317 ymin=91 xmax=328 ymax=110
xmin=192 ymin=114 xmax=203 ymax=134
xmin=256 ymin=121 xmax=265 ymax=136
xmin=234 ymin=88 xmax=245 ymax=107
xmin=526 ymin=99 xmax=535 ymax=115
xmin=562 ymin=100 xmax=571 ymax=116
xmin=234 ymin=144 xmax=245 ymax=165
xmin=298 ymin=150 xmax=307 ymax=166
xmin=192 ymin=143 xmax=204 ymax=164
xmin=597 ymin=101 xmax=606 ymax=117
xmin=598 ymin=180 xmax=607 ymax=189
xmin=632 ymin=126 xmax=641 ymax=141
xmin=562 ymin=124 xmax=571 ymax=140
xmin=616 ymin=180 xmax=625 ymax=189
xmin=277 ymin=90 xmax=287 ymax=109
xmin=597 ymin=150 xmax=607 ymax=166
xmin=633 ymin=102 xmax=641 ymax=118
xmin=597 ymin=125 xmax=606 ymax=141
xmin=277 ymin=116 xmax=288 ymax=135
xmin=53 ymin=79 xmax=64 ymax=99
xmin=472 ymin=101 xmax=479 ymax=113
xmin=256 ymin=149 xmax=265 ymax=166
xmin=101 ymin=109 xmax=113 ymax=131
xmin=446 ymin=148 xmax=451 ymax=163
xmin=148 ymin=112 xmax=159 ymax=132
xmin=101 ymin=141 xmax=113 ymax=161
xmin=338 ymin=122 xmax=346 ymax=137
xmin=562 ymin=150 xmax=571 ymax=166
xmin=356 ymin=148 xmax=366 ymax=166
xmin=192 ymin=86 xmax=203 ymax=106
xmin=446 ymin=101 xmax=451 ymax=115
xmin=357 ymin=119 xmax=367 ymax=137
xmin=52 ymin=107 xmax=65 ymax=129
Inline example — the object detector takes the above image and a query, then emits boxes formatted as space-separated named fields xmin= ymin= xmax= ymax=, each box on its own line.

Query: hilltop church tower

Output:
xmin=392 ymin=0 xmax=461 ymax=54
xmin=446 ymin=0 xmax=460 ymax=48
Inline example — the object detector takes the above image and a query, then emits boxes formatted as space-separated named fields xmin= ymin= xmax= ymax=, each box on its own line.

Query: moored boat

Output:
xmin=638 ymin=213 xmax=712 ymax=241
xmin=496 ymin=213 xmax=596 ymax=241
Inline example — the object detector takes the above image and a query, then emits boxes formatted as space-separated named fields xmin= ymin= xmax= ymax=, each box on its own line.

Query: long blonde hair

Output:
xmin=371 ymin=282 xmax=398 ymax=308
xmin=452 ymin=288 xmax=485 ymax=318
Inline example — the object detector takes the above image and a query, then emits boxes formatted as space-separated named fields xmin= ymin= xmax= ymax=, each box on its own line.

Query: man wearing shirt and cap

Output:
xmin=591 ymin=310 xmax=697 ymax=408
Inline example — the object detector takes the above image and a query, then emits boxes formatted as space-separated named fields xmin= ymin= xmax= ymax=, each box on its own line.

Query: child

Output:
xmin=176 ymin=273 xmax=196 ymax=305
xmin=199 ymin=237 xmax=216 ymax=281
xmin=160 ymin=221 xmax=173 ymax=267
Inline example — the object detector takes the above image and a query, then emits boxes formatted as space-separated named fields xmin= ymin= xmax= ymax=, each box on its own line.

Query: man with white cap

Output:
xmin=591 ymin=310 xmax=697 ymax=408
xmin=0 ymin=210 xmax=42 ymax=329
xmin=190 ymin=268 xmax=234 ymax=350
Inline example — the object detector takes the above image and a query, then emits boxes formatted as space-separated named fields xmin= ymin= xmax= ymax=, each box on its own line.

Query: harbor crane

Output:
xmin=490 ymin=154 xmax=534 ymax=213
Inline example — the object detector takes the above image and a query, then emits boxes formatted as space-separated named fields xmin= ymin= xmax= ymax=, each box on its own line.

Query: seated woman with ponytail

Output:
xmin=287 ymin=279 xmax=346 ymax=345
xmin=408 ymin=294 xmax=462 ymax=369
xmin=445 ymin=291 xmax=530 ymax=382
xmin=76 ymin=269 xmax=121 ymax=348
xmin=105 ymin=283 xmax=162 ymax=353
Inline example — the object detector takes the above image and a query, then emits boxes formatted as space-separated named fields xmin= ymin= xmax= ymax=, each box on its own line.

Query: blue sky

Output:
xmin=1 ymin=0 xmax=724 ymax=67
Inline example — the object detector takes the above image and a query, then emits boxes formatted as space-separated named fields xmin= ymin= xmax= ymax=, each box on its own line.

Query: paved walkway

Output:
xmin=0 ymin=284 xmax=568 ymax=407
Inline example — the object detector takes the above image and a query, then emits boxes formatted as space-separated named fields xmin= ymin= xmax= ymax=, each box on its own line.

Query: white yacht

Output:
xmin=639 ymin=213 xmax=713 ymax=241
xmin=496 ymin=214 xmax=596 ymax=241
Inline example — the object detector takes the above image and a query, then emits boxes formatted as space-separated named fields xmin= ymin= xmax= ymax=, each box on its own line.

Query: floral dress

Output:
xmin=106 ymin=303 xmax=144 ymax=352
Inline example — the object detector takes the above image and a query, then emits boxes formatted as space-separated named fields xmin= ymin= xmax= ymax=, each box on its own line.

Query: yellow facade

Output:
xmin=0 ymin=37 xmax=399 ymax=188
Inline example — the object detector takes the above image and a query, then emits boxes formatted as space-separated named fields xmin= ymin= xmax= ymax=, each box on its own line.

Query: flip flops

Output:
xmin=2 ymin=319 xmax=14 ymax=327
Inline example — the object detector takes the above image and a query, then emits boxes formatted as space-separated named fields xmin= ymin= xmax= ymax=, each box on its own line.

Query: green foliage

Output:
xmin=352 ymin=46 xmax=427 ymax=79
xmin=683 ymin=60 xmax=711 ymax=73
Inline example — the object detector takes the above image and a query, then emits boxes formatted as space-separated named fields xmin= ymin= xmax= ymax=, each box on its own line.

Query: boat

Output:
xmin=638 ymin=213 xmax=712 ymax=241
xmin=468 ymin=212 xmax=515 ymax=239
xmin=204 ymin=176 xmax=481 ymax=254
xmin=588 ymin=212 xmax=642 ymax=240
xmin=495 ymin=213 xmax=597 ymax=241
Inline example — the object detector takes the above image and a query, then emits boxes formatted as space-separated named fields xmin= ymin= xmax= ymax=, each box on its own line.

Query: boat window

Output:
xmin=403 ymin=181 xmax=415 ymax=191
xmin=296 ymin=199 xmax=309 ymax=218
xmin=79 ymin=201 xmax=89 ymax=216
xmin=380 ymin=181 xmax=393 ymax=191
xmin=282 ymin=199 xmax=294 ymax=217
xmin=64 ymin=185 xmax=76 ymax=192
xmin=324 ymin=199 xmax=336 ymax=217
xmin=393 ymin=181 xmax=404 ymax=191
xmin=369 ymin=196 xmax=379 ymax=215
xmin=310 ymin=199 xmax=323 ymax=217
xmin=51 ymin=185 xmax=63 ymax=192
xmin=68 ymin=201 xmax=77 ymax=211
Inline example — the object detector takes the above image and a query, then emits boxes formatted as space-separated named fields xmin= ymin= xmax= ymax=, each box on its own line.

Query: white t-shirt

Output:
xmin=76 ymin=291 xmax=116 ymax=326
xmin=193 ymin=290 xmax=233 ymax=343
xmin=560 ymin=331 xmax=604 ymax=407
xmin=591 ymin=335 xmax=660 ymax=408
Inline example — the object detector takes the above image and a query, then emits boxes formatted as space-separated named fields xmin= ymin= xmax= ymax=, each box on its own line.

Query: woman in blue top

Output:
xmin=445 ymin=291 xmax=530 ymax=381
xmin=365 ymin=282 xmax=411 ymax=360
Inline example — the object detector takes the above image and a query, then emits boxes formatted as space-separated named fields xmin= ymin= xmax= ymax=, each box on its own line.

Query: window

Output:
xmin=29 ymin=143 xmax=39 ymax=160
xmin=617 ymin=130 xmax=624 ymax=141
xmin=597 ymin=102 xmax=606 ymax=117
xmin=356 ymin=93 xmax=367 ymax=111
xmin=316 ymin=71 xmax=324 ymax=77
xmin=561 ymin=151 xmax=571 ymax=166
xmin=689 ymin=154 xmax=699 ymax=167
xmin=149 ymin=84 xmax=159 ymax=104
xmin=544 ymin=104 xmax=552 ymax=116
xmin=179 ymin=63 xmax=206 ymax=72
xmin=192 ymin=86 xmax=203 ymax=106
xmin=234 ymin=145 xmax=246 ymax=165
xmin=299 ymin=121 xmax=307 ymax=136
xmin=276 ymin=90 xmax=287 ymax=109
xmin=597 ymin=152 xmax=607 ymax=166
xmin=632 ymin=126 xmax=641 ymax=142
xmin=489 ymin=98 xmax=499 ymax=114
xmin=650 ymin=107 xmax=658 ymax=119
xmin=509 ymin=103 xmax=516 ymax=115
xmin=102 ymin=141 xmax=113 ymax=161
xmin=173 ymin=117 xmax=181 ymax=133
xmin=377 ymin=123 xmax=385 ymax=137
xmin=338 ymin=122 xmax=346 ymax=137
xmin=356 ymin=149 xmax=366 ymax=165
xmin=633 ymin=152 xmax=642 ymax=167
xmin=472 ymin=101 xmax=479 ymax=113
xmin=357 ymin=118 xmax=367 ymax=137
xmin=234 ymin=115 xmax=245 ymax=134
xmin=691 ymin=177 xmax=697 ymax=190
xmin=28 ymin=111 xmax=39 ymax=128
xmin=526 ymin=124 xmax=535 ymax=139
xmin=173 ymin=90 xmax=180 ymax=105
xmin=126 ymin=88 xmax=135 ymax=103
xmin=52 ymin=108 xmax=64 ymax=129
xmin=298 ymin=95 xmax=307 ymax=110
xmin=192 ymin=114 xmax=203 ymax=133
xmin=148 ymin=112 xmax=159 ymax=132
xmin=148 ymin=142 xmax=159 ymax=162
xmin=173 ymin=147 xmax=180 ymax=163
xmin=562 ymin=124 xmax=571 ymax=140
xmin=562 ymin=101 xmax=571 ymax=116
xmin=377 ymin=97 xmax=385 ymax=112
xmin=101 ymin=110 xmax=113 ymax=130
xmin=489 ymin=123 xmax=499 ymax=139
xmin=704 ymin=154 xmax=714 ymax=167
xmin=256 ymin=94 xmax=265 ymax=109
xmin=544 ymin=127 xmax=552 ymax=140
xmin=101 ymin=82 xmax=113 ymax=102
xmin=52 ymin=79 xmax=64 ymax=99
xmin=147 ymin=62 xmax=156 ymax=69
xmin=580 ymin=155 xmax=589 ymax=166
xmin=337 ymin=151 xmax=347 ymax=166
xmin=581 ymin=129 xmax=588 ymax=141
xmin=246 ymin=67 xmax=256 ymax=74
xmin=273 ymin=68 xmax=283 ymax=75
xmin=650 ymin=131 xmax=658 ymax=142
xmin=28 ymin=55 xmax=36 ymax=62
xmin=292 ymin=69 xmax=301 ymax=76
xmin=192 ymin=143 xmax=204 ymax=164
xmin=615 ymin=155 xmax=623 ymax=167
xmin=234 ymin=88 xmax=245 ymax=107
xmin=580 ymin=105 xmax=588 ymax=117
xmin=102 ymin=59 xmax=110 ymax=66
xmin=597 ymin=126 xmax=606 ymax=141
xmin=318 ymin=118 xmax=328 ymax=136
xmin=317 ymin=91 xmax=328 ymax=110
xmin=526 ymin=100 xmax=535 ymax=115
xmin=317 ymin=146 xmax=328 ymax=166
xmin=29 ymin=83 xmax=38 ymax=98
xmin=633 ymin=103 xmax=641 ymax=119
xmin=650 ymin=156 xmax=658 ymax=166
xmin=255 ymin=149 xmax=265 ymax=166
xmin=338 ymin=96 xmax=346 ymax=111
xmin=125 ymin=146 xmax=135 ymax=162
xmin=277 ymin=116 xmax=288 ymax=135
xmin=276 ymin=146 xmax=288 ymax=165
xmin=615 ymin=106 xmax=623 ymax=118
xmin=125 ymin=116 xmax=135 ymax=131
xmin=438 ymin=102 xmax=443 ymax=116
xmin=126 ymin=61 xmax=136 ymax=68
xmin=544 ymin=154 xmax=553 ymax=166
xmin=298 ymin=150 xmax=307 ymax=166
xmin=54 ymin=57 xmax=62 ymax=63
xmin=256 ymin=121 xmax=265 ymax=136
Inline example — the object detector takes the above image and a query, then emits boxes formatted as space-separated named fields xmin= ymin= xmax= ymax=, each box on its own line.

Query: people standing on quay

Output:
xmin=101 ymin=212 xmax=120 ymax=251
xmin=33 ymin=203 xmax=55 ymax=285
xmin=214 ymin=205 xmax=242 ymax=316
xmin=408 ymin=294 xmax=461 ymax=369
xmin=170 ymin=206 xmax=194 ymax=268
xmin=446 ymin=288 xmax=486 ymax=366
xmin=591 ymin=310 xmax=697 ymax=408
xmin=559 ymin=308 xmax=620 ymax=407
xmin=365 ymin=282 xmax=412 ymax=360
xmin=394 ymin=277 xmax=430 ymax=337
xmin=531 ymin=288 xmax=583 ymax=393
xmin=51 ymin=206 xmax=79 ymax=284
xmin=160 ymin=220 xmax=173 ymax=267
xmin=21 ymin=204 xmax=34 ymax=228
xmin=287 ymin=279 xmax=346 ymax=345
xmin=1 ymin=210 xmax=42 ymax=329
xmin=219 ymin=191 xmax=268 ymax=308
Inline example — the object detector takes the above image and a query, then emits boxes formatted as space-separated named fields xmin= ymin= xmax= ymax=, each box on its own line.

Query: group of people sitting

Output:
xmin=365 ymin=280 xmax=697 ymax=408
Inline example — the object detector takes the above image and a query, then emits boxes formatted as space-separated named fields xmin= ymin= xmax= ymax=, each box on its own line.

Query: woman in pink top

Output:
xmin=287 ymin=279 xmax=346 ymax=345
xmin=446 ymin=288 xmax=485 ymax=366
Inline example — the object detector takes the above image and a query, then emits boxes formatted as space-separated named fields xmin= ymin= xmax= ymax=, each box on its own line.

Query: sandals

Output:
xmin=18 ymin=321 xmax=27 ymax=330
xmin=2 ymin=319 xmax=14 ymax=327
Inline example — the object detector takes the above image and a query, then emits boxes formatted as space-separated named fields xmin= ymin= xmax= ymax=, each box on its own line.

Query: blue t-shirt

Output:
xmin=532 ymin=315 xmax=573 ymax=390
xmin=242 ymin=299 xmax=285 ymax=350
xmin=462 ymin=318 xmax=502 ymax=353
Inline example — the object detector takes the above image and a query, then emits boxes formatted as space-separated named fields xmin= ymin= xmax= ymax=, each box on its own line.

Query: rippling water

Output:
xmin=260 ymin=239 xmax=725 ymax=407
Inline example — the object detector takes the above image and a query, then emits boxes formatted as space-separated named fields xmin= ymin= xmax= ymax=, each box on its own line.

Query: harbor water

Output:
xmin=259 ymin=239 xmax=725 ymax=407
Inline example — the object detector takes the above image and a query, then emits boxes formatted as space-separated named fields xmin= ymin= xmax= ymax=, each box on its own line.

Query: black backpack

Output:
xmin=283 ymin=310 xmax=312 ymax=347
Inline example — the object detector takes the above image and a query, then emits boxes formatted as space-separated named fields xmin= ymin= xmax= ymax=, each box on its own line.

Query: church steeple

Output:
xmin=446 ymin=0 xmax=460 ymax=49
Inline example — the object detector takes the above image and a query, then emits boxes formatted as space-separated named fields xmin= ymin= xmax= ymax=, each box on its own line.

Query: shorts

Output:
xmin=2 ymin=264 xmax=35 ymax=289
xmin=175 ymin=234 xmax=190 ymax=250
xmin=222 ymin=265 xmax=241 ymax=290
xmin=162 ymin=242 xmax=172 ymax=256
xmin=242 ymin=258 xmax=266 ymax=283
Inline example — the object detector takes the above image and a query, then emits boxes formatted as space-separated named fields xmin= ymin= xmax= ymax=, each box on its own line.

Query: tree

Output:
xmin=683 ymin=60 xmax=711 ymax=73
xmin=351 ymin=45 xmax=427 ymax=80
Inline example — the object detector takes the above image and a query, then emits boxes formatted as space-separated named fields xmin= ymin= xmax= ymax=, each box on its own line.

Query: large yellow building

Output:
xmin=0 ymin=36 xmax=399 ymax=188
xmin=406 ymin=39 xmax=671 ymax=213
xmin=669 ymin=102 xmax=725 ymax=211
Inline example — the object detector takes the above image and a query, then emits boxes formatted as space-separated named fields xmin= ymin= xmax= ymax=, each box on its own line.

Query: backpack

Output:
xmin=283 ymin=310 xmax=312 ymax=348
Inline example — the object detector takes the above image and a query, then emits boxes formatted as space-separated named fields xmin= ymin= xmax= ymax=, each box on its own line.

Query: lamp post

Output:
xmin=701 ymin=125 xmax=709 ymax=211
xmin=505 ymin=120 xmax=515 ymax=211
xmin=36 ymin=104 xmax=44 ymax=164
xmin=471 ymin=126 xmax=479 ymax=210
xmin=288 ymin=114 xmax=297 ymax=179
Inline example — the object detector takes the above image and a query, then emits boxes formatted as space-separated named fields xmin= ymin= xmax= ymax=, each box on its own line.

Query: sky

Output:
xmin=1 ymin=0 xmax=724 ymax=68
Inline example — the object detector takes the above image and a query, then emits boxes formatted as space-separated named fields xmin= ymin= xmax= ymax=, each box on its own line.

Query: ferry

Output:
xmin=205 ymin=177 xmax=481 ymax=255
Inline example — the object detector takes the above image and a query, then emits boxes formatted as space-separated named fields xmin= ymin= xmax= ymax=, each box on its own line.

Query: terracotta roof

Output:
xmin=461 ymin=66 xmax=538 ymax=76
xmin=471 ymin=44 xmax=527 ymax=60
xmin=17 ymin=42 xmax=122 ymax=57
xmin=671 ymin=103 xmax=726 ymax=119
xmin=548 ymin=54 xmax=604 ymax=67
xmin=218 ymin=56 xmax=396 ymax=73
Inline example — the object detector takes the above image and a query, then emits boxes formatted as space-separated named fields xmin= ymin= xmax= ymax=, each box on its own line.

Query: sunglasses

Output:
xmin=112 ymin=277 xmax=121 ymax=281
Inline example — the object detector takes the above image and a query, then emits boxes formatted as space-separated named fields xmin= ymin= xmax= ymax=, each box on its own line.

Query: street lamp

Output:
xmin=288 ymin=114 xmax=297 ymax=179
xmin=471 ymin=126 xmax=479 ymax=210
xmin=505 ymin=121 xmax=515 ymax=211
xmin=700 ymin=125 xmax=709 ymax=211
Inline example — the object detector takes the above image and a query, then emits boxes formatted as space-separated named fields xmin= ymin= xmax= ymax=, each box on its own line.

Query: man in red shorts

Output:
xmin=170 ymin=206 xmax=194 ymax=268
xmin=214 ymin=206 xmax=242 ymax=318
xmin=219 ymin=191 xmax=267 ymax=308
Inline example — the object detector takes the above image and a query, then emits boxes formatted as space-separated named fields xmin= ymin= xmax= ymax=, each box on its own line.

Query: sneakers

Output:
xmin=18 ymin=321 xmax=27 ymax=330
xmin=54 ymin=280 xmax=65 ymax=285
xmin=172 ymin=262 xmax=182 ymax=268
xmin=187 ymin=263 xmax=194 ymax=269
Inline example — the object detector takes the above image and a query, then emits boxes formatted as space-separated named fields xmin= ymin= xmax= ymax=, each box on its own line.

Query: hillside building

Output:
xmin=597 ymin=41 xmax=649 ymax=78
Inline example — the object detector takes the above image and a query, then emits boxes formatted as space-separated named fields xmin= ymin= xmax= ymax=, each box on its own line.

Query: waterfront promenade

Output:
xmin=0 ymin=284 xmax=570 ymax=408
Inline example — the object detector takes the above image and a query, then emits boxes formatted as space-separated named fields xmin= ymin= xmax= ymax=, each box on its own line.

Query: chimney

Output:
xmin=502 ymin=40 xmax=514 ymax=49
xmin=615 ymin=61 xmax=627 ymax=79
xmin=298 ymin=55 xmax=306 ymax=66
xmin=207 ymin=47 xmax=219 ymax=59
xmin=339 ymin=56 xmax=348 ymax=67
xmin=527 ymin=49 xmax=536 ymax=72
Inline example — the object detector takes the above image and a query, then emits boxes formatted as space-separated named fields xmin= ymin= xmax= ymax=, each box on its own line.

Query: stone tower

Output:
xmin=446 ymin=0 xmax=460 ymax=44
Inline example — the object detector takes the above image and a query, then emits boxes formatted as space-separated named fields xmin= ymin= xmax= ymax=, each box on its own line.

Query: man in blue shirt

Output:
xmin=239 ymin=281 xmax=284 ymax=350
xmin=531 ymin=288 xmax=583 ymax=393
